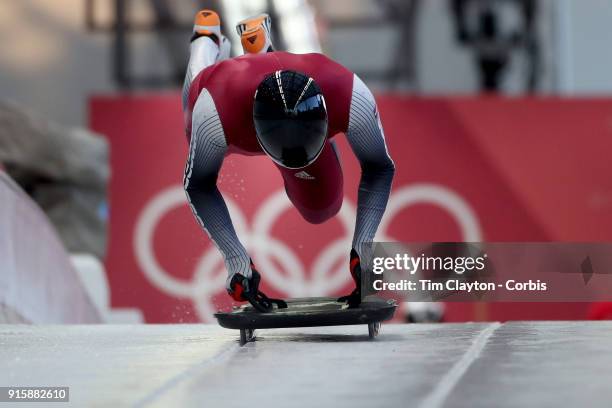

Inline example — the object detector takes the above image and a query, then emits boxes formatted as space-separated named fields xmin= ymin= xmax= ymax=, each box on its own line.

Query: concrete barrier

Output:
xmin=70 ymin=254 xmax=143 ymax=323
xmin=0 ymin=171 xmax=101 ymax=323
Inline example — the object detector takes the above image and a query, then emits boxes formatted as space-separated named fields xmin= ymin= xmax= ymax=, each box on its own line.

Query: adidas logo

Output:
xmin=295 ymin=171 xmax=315 ymax=180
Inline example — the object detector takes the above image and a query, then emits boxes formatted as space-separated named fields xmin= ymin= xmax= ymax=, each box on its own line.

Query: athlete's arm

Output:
xmin=345 ymin=74 xmax=395 ymax=259
xmin=184 ymin=89 xmax=252 ymax=281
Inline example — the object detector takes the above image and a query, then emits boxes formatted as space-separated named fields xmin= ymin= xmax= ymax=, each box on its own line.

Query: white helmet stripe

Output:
xmin=294 ymin=77 xmax=314 ymax=110
xmin=275 ymin=70 xmax=288 ymax=111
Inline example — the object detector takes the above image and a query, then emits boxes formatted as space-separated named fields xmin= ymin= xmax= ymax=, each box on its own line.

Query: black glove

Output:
xmin=337 ymin=249 xmax=362 ymax=308
xmin=227 ymin=263 xmax=261 ymax=302
xmin=227 ymin=260 xmax=286 ymax=312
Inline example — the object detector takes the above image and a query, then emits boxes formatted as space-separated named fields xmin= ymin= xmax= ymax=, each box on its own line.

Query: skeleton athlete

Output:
xmin=183 ymin=11 xmax=394 ymax=310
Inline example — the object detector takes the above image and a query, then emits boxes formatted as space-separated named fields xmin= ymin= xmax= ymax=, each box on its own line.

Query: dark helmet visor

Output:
xmin=253 ymin=73 xmax=328 ymax=169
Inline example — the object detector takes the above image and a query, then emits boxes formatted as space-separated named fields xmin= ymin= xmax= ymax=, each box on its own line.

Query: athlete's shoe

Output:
xmin=192 ymin=9 xmax=230 ymax=62
xmin=192 ymin=9 xmax=222 ymax=44
xmin=235 ymin=13 xmax=274 ymax=54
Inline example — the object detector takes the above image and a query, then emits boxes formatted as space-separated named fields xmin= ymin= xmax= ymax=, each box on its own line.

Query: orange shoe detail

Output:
xmin=236 ymin=14 xmax=273 ymax=54
xmin=240 ymin=26 xmax=268 ymax=54
xmin=193 ymin=9 xmax=221 ymax=40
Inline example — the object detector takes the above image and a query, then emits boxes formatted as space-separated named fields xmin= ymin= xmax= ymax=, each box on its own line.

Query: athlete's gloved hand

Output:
xmin=338 ymin=249 xmax=362 ymax=308
xmin=227 ymin=260 xmax=287 ymax=312
xmin=227 ymin=260 xmax=261 ymax=301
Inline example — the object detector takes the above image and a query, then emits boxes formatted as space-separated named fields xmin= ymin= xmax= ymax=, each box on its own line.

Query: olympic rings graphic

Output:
xmin=134 ymin=183 xmax=482 ymax=321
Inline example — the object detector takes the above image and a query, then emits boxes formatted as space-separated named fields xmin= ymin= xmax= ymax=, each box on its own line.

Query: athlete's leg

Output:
xmin=275 ymin=140 xmax=344 ymax=224
xmin=182 ymin=10 xmax=230 ymax=113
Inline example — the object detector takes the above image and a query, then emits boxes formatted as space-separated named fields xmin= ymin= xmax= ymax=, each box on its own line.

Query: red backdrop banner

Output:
xmin=90 ymin=95 xmax=612 ymax=323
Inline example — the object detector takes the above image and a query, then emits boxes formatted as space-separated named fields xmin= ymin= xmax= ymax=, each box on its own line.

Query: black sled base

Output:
xmin=214 ymin=297 xmax=397 ymax=345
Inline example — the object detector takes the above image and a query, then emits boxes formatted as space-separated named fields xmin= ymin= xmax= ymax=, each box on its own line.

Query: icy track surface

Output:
xmin=1 ymin=322 xmax=612 ymax=407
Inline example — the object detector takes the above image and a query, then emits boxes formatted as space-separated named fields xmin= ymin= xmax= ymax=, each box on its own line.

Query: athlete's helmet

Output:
xmin=253 ymin=70 xmax=328 ymax=169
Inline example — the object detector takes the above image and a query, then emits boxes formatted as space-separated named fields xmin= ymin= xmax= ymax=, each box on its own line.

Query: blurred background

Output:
xmin=1 ymin=0 xmax=611 ymax=325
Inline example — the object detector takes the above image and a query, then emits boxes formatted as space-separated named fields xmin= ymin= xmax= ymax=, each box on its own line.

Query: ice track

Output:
xmin=1 ymin=322 xmax=612 ymax=407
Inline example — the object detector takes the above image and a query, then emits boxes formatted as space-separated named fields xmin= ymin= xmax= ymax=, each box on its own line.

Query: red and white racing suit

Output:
xmin=182 ymin=37 xmax=395 ymax=288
